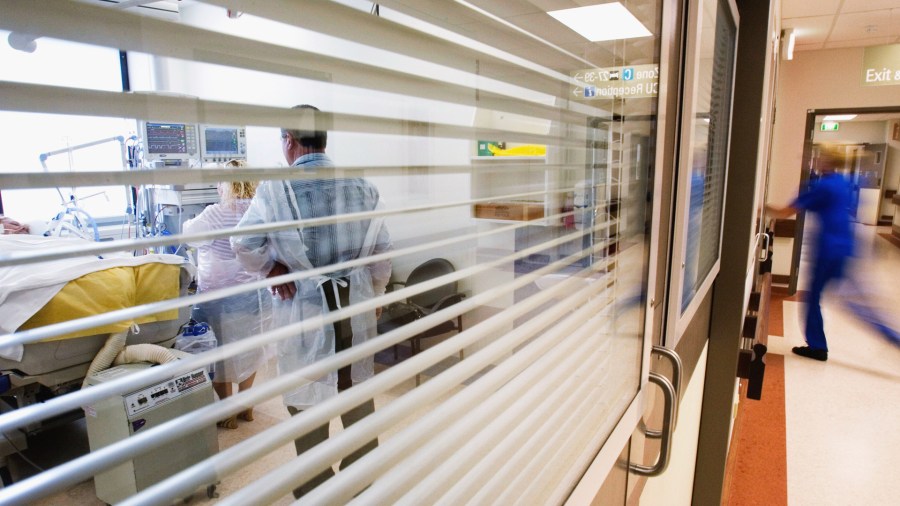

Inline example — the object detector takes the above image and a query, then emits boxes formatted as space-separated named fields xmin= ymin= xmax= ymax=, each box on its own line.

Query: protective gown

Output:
xmin=231 ymin=154 xmax=392 ymax=409
xmin=184 ymin=199 xmax=270 ymax=384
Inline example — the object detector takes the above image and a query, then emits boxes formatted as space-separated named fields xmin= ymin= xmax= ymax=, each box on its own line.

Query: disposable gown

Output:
xmin=184 ymin=200 xmax=270 ymax=384
xmin=231 ymin=160 xmax=391 ymax=409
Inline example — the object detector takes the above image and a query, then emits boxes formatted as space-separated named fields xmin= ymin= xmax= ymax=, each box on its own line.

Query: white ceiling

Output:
xmin=782 ymin=0 xmax=900 ymax=52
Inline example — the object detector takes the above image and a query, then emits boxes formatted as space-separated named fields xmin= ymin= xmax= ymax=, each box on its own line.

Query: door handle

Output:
xmin=758 ymin=232 xmax=770 ymax=261
xmin=630 ymin=372 xmax=677 ymax=476
xmin=642 ymin=345 xmax=682 ymax=438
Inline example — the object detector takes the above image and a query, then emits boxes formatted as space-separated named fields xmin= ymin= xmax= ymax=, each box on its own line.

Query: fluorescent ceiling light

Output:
xmin=823 ymin=114 xmax=857 ymax=121
xmin=548 ymin=3 xmax=651 ymax=42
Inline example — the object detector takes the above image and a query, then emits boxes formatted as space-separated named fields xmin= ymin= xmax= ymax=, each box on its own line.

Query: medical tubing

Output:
xmin=113 ymin=343 xmax=178 ymax=366
xmin=81 ymin=330 xmax=128 ymax=388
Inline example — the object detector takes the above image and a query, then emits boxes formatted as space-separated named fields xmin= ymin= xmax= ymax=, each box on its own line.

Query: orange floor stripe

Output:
xmin=878 ymin=232 xmax=900 ymax=250
xmin=770 ymin=287 xmax=804 ymax=338
xmin=723 ymin=353 xmax=788 ymax=506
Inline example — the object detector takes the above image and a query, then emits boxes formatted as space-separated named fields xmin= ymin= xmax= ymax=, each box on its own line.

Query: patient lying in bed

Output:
xmin=0 ymin=235 xmax=189 ymax=362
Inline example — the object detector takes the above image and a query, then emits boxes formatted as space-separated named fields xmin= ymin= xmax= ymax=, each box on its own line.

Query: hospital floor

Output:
xmin=724 ymin=225 xmax=900 ymax=505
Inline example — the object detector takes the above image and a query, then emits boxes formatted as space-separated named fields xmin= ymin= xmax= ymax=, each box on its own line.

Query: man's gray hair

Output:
xmin=281 ymin=104 xmax=327 ymax=149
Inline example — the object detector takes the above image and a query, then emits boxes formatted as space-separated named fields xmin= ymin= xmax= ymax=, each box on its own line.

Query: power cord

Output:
xmin=2 ymin=431 xmax=45 ymax=474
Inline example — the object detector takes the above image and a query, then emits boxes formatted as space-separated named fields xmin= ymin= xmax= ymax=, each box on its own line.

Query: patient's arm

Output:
xmin=1 ymin=216 xmax=30 ymax=234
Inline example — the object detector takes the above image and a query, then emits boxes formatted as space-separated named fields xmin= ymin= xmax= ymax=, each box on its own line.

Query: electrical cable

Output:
xmin=1 ymin=432 xmax=45 ymax=474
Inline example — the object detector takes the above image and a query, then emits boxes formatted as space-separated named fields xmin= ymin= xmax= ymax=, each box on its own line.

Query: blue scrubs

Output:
xmin=791 ymin=172 xmax=854 ymax=351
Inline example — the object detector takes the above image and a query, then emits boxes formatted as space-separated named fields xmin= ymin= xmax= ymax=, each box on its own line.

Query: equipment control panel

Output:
xmin=123 ymin=368 xmax=210 ymax=417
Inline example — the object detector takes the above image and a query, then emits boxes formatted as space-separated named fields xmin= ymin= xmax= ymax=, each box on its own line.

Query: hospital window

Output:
xmin=0 ymin=1 xmax=671 ymax=503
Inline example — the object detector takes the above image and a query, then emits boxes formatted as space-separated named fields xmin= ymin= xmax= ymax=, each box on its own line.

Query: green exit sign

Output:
xmin=820 ymin=121 xmax=840 ymax=131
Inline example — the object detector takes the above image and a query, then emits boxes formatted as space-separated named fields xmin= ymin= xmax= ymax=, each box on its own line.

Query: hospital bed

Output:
xmin=0 ymin=236 xmax=194 ymax=467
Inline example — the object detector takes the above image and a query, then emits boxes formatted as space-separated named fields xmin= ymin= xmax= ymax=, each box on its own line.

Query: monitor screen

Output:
xmin=140 ymin=121 xmax=198 ymax=164
xmin=199 ymin=124 xmax=247 ymax=162
xmin=203 ymin=127 xmax=239 ymax=154
xmin=146 ymin=123 xmax=188 ymax=154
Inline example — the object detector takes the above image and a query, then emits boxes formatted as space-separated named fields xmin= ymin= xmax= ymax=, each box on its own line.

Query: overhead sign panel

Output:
xmin=862 ymin=44 xmax=900 ymax=87
xmin=571 ymin=64 xmax=659 ymax=99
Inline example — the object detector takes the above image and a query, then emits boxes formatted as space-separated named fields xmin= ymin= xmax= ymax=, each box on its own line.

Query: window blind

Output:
xmin=0 ymin=0 xmax=664 ymax=503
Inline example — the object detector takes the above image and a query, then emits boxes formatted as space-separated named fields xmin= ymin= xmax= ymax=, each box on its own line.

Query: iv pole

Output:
xmin=38 ymin=135 xmax=135 ymax=241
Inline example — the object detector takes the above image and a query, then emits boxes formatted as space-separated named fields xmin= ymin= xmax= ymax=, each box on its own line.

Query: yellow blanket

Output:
xmin=18 ymin=263 xmax=181 ymax=341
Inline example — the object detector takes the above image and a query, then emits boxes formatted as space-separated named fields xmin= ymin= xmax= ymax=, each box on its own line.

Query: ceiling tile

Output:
xmin=841 ymin=0 xmax=900 ymax=14
xmin=824 ymin=35 xmax=897 ymax=49
xmin=831 ymin=9 xmax=899 ymax=40
xmin=795 ymin=42 xmax=826 ymax=51
xmin=782 ymin=0 xmax=842 ymax=19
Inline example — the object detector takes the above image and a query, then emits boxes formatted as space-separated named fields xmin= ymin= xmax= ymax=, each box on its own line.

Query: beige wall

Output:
xmin=884 ymin=121 xmax=900 ymax=218
xmin=768 ymin=47 xmax=900 ymax=206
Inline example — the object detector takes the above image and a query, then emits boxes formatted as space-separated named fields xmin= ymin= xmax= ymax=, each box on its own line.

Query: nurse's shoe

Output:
xmin=792 ymin=346 xmax=827 ymax=361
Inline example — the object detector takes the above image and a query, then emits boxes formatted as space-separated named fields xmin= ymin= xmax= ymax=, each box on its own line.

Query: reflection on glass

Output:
xmin=1 ymin=0 xmax=667 ymax=502
xmin=682 ymin=0 xmax=737 ymax=312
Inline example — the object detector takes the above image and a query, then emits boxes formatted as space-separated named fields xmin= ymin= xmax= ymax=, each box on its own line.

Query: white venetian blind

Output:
xmin=0 ymin=0 xmax=663 ymax=503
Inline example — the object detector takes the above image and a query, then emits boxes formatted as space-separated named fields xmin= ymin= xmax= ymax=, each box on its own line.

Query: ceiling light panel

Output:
xmin=548 ymin=3 xmax=652 ymax=42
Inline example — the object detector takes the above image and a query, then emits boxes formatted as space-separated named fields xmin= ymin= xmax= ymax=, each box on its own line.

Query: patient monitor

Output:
xmin=138 ymin=121 xmax=247 ymax=250
xmin=138 ymin=121 xmax=199 ymax=167
xmin=199 ymin=124 xmax=247 ymax=164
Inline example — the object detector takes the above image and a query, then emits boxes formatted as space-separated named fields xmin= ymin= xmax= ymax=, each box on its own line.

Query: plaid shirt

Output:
xmin=284 ymin=153 xmax=383 ymax=278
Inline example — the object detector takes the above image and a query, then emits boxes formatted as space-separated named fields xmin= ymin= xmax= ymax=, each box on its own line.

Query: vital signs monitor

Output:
xmin=139 ymin=121 xmax=199 ymax=166
xmin=199 ymin=124 xmax=247 ymax=163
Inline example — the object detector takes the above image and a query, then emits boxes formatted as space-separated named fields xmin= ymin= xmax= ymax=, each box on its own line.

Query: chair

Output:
xmin=377 ymin=258 xmax=466 ymax=378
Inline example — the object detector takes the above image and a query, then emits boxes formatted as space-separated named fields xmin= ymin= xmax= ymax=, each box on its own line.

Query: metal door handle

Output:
xmin=630 ymin=372 xmax=676 ymax=476
xmin=758 ymin=231 xmax=770 ymax=261
xmin=643 ymin=345 xmax=682 ymax=438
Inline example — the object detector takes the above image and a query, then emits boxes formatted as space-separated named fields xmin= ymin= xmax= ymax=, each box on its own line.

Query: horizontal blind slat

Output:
xmin=119 ymin=254 xmax=612 ymax=506
xmin=0 ymin=0 xmax=601 ymax=124
xmin=0 ymin=81 xmax=587 ymax=146
xmin=0 ymin=161 xmax=562 ymax=189
xmin=0 ymin=219 xmax=614 ymax=435
xmin=0 ymin=0 xmax=656 ymax=502
xmin=0 ymin=211 xmax=616 ymax=351
xmin=370 ymin=309 xmax=613 ymax=505
xmin=198 ymin=0 xmax=586 ymax=94
xmin=219 ymin=273 xmax=613 ymax=506
xmin=431 ymin=335 xmax=611 ymax=505
xmin=0 ymin=182 xmax=591 ymax=268
xmin=0 ymin=239 xmax=611 ymax=504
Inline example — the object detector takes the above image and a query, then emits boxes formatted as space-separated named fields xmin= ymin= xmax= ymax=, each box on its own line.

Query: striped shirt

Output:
xmin=184 ymin=199 xmax=256 ymax=291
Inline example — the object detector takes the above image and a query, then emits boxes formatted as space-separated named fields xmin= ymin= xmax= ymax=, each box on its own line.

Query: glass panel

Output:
xmin=681 ymin=0 xmax=737 ymax=312
xmin=0 ymin=0 xmax=666 ymax=502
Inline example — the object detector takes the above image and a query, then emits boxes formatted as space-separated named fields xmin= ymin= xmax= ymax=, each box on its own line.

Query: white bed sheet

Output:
xmin=0 ymin=235 xmax=187 ymax=360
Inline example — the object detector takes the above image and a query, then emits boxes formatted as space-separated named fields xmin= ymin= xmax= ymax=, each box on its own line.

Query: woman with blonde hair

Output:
xmin=184 ymin=160 xmax=271 ymax=428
